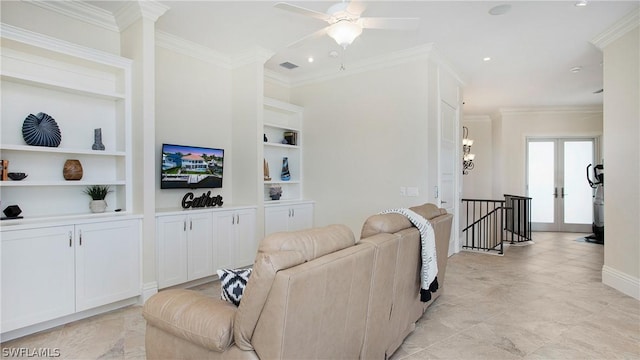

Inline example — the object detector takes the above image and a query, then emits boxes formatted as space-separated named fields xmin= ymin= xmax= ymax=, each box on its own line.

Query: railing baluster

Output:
xmin=461 ymin=195 xmax=532 ymax=254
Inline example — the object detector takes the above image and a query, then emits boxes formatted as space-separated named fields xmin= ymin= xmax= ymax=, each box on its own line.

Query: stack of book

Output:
xmin=1 ymin=160 xmax=8 ymax=181
xmin=283 ymin=131 xmax=297 ymax=146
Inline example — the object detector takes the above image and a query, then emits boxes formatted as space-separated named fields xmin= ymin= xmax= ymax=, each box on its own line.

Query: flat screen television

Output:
xmin=161 ymin=143 xmax=224 ymax=189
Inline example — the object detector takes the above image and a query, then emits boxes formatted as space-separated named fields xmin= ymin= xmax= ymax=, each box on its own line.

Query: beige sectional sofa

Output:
xmin=143 ymin=203 xmax=453 ymax=359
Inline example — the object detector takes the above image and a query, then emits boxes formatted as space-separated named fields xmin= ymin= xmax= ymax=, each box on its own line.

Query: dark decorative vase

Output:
xmin=280 ymin=157 xmax=290 ymax=181
xmin=22 ymin=112 xmax=61 ymax=147
xmin=63 ymin=159 xmax=83 ymax=180
xmin=92 ymin=128 xmax=105 ymax=150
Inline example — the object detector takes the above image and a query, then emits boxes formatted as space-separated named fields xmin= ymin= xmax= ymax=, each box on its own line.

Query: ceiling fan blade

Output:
xmin=359 ymin=17 xmax=420 ymax=30
xmin=274 ymin=2 xmax=331 ymax=22
xmin=286 ymin=27 xmax=329 ymax=49
xmin=346 ymin=0 xmax=367 ymax=16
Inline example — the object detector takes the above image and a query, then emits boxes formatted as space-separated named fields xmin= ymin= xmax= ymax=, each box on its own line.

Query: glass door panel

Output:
xmin=563 ymin=141 xmax=594 ymax=226
xmin=528 ymin=141 xmax=555 ymax=226
xmin=527 ymin=138 xmax=595 ymax=232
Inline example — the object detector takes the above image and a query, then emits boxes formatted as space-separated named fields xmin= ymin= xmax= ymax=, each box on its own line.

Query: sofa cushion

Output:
xmin=258 ymin=224 xmax=355 ymax=261
xmin=234 ymin=250 xmax=307 ymax=350
xmin=217 ymin=268 xmax=252 ymax=306
xmin=235 ymin=224 xmax=356 ymax=351
xmin=361 ymin=213 xmax=412 ymax=238
xmin=409 ymin=203 xmax=447 ymax=220
xmin=361 ymin=203 xmax=447 ymax=239
xmin=142 ymin=289 xmax=237 ymax=352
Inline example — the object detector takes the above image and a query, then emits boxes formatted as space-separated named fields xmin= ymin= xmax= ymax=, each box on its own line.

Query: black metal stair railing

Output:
xmin=461 ymin=199 xmax=506 ymax=254
xmin=503 ymin=194 xmax=533 ymax=244
xmin=461 ymin=195 xmax=532 ymax=255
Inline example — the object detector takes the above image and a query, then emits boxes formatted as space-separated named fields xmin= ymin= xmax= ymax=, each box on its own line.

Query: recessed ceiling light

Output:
xmin=570 ymin=66 xmax=582 ymax=73
xmin=308 ymin=56 xmax=314 ymax=63
xmin=488 ymin=4 xmax=512 ymax=15
xmin=483 ymin=57 xmax=492 ymax=62
xmin=575 ymin=1 xmax=588 ymax=7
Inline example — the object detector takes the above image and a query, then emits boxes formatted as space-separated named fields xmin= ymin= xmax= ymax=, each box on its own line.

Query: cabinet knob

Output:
xmin=69 ymin=231 xmax=73 ymax=247
xmin=79 ymin=230 xmax=83 ymax=246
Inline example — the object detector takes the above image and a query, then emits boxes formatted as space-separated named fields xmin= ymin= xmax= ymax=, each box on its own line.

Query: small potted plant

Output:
xmin=269 ymin=186 xmax=282 ymax=200
xmin=83 ymin=185 xmax=112 ymax=213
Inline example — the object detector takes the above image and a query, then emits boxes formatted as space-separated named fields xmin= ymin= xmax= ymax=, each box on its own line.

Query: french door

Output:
xmin=526 ymin=138 xmax=595 ymax=232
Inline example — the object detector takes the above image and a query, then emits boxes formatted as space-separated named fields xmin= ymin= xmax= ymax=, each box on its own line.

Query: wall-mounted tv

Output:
xmin=161 ymin=143 xmax=224 ymax=189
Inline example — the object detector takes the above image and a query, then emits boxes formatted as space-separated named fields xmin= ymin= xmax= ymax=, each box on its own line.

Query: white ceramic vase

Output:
xmin=89 ymin=200 xmax=107 ymax=213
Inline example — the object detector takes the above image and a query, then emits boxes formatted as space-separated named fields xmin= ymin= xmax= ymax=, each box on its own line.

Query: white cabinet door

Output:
xmin=234 ymin=208 xmax=257 ymax=267
xmin=213 ymin=208 xmax=257 ymax=269
xmin=264 ymin=206 xmax=291 ymax=236
xmin=265 ymin=203 xmax=314 ymax=236
xmin=75 ymin=220 xmax=141 ymax=312
xmin=213 ymin=210 xmax=236 ymax=270
xmin=186 ymin=212 xmax=214 ymax=280
xmin=1 ymin=226 xmax=76 ymax=332
xmin=157 ymin=215 xmax=189 ymax=288
xmin=289 ymin=203 xmax=314 ymax=232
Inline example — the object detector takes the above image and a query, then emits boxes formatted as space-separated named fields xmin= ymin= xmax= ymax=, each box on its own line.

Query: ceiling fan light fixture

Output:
xmin=327 ymin=20 xmax=363 ymax=48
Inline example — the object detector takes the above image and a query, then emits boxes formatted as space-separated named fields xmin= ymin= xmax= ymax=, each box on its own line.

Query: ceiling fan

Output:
xmin=274 ymin=1 xmax=420 ymax=49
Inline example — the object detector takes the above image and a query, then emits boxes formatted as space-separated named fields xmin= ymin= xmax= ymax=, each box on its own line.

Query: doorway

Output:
xmin=526 ymin=138 xmax=595 ymax=232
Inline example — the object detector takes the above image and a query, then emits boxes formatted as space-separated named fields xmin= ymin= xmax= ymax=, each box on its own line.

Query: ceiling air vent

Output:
xmin=279 ymin=61 xmax=299 ymax=70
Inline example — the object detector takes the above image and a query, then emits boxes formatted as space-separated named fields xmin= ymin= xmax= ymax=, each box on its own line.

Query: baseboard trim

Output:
xmin=141 ymin=282 xmax=159 ymax=304
xmin=602 ymin=265 xmax=640 ymax=300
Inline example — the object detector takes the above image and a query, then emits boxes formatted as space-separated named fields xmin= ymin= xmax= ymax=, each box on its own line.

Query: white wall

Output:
xmin=462 ymin=116 xmax=493 ymax=199
xmin=291 ymin=60 xmax=433 ymax=236
xmin=601 ymin=24 xmax=640 ymax=299
xmin=496 ymin=108 xmax=603 ymax=197
xmin=154 ymin=46 xmax=232 ymax=210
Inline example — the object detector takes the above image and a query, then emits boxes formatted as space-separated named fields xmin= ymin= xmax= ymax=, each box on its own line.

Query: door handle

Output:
xmin=562 ymin=187 xmax=566 ymax=198
xmin=441 ymin=201 xmax=448 ymax=204
xmin=554 ymin=188 xmax=558 ymax=198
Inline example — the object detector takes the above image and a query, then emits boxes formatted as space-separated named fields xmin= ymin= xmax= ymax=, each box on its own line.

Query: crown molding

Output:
xmin=591 ymin=8 xmax=639 ymax=50
xmin=0 ymin=23 xmax=131 ymax=67
xmin=231 ymin=47 xmax=276 ymax=70
xmin=25 ymin=0 xmax=118 ymax=32
xmin=283 ymin=43 xmax=465 ymax=88
xmin=499 ymin=105 xmax=603 ymax=116
xmin=115 ymin=1 xmax=169 ymax=31
xmin=264 ymin=69 xmax=291 ymax=88
xmin=287 ymin=43 xmax=432 ymax=87
xmin=156 ymin=31 xmax=230 ymax=69
xmin=463 ymin=115 xmax=492 ymax=123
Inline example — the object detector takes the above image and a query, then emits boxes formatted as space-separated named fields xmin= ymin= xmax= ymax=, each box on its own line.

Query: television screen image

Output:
xmin=161 ymin=143 xmax=224 ymax=189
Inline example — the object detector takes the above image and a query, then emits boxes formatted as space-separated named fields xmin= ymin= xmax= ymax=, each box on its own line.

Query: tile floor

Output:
xmin=2 ymin=232 xmax=638 ymax=359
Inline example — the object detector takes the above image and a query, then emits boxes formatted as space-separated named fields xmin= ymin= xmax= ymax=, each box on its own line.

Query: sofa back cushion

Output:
xmin=258 ymin=224 xmax=355 ymax=260
xmin=360 ymin=203 xmax=446 ymax=239
xmin=234 ymin=224 xmax=356 ymax=350
xmin=251 ymin=242 xmax=375 ymax=360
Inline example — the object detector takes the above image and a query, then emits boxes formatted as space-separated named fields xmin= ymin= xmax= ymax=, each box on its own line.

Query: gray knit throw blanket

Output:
xmin=380 ymin=208 xmax=439 ymax=302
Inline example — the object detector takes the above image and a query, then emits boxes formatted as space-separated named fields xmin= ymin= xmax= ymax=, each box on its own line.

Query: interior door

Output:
xmin=527 ymin=138 xmax=594 ymax=232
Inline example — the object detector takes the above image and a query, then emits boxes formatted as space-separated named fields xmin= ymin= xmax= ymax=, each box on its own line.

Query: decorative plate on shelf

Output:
xmin=22 ymin=112 xmax=62 ymax=147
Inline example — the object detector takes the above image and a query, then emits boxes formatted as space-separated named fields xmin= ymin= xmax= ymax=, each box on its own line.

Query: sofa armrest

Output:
xmin=143 ymin=289 xmax=237 ymax=352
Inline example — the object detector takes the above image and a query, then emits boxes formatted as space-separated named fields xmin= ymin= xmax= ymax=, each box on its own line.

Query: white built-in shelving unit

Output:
xmin=262 ymin=97 xmax=314 ymax=235
xmin=0 ymin=24 xmax=140 ymax=342
xmin=263 ymin=97 xmax=304 ymax=202
xmin=0 ymin=24 xmax=132 ymax=222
